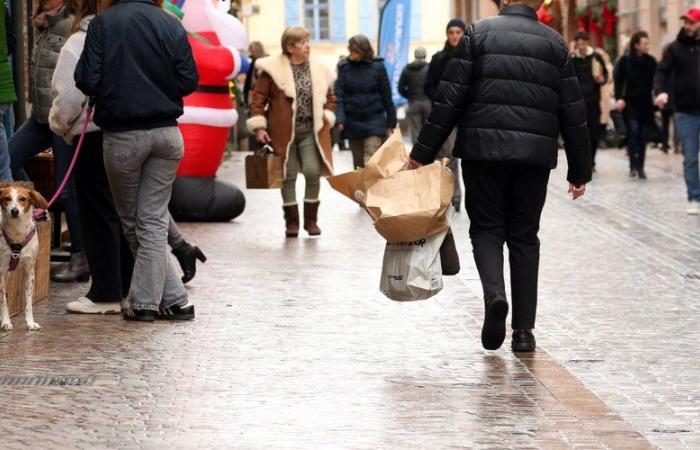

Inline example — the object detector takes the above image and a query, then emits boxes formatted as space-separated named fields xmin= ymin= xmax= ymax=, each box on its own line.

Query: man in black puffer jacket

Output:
xmin=410 ymin=0 xmax=591 ymax=353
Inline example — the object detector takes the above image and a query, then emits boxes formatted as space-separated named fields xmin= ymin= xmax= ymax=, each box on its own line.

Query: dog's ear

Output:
xmin=29 ymin=190 xmax=48 ymax=209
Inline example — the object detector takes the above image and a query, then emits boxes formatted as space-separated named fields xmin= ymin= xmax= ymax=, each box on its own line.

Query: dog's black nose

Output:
xmin=10 ymin=207 xmax=19 ymax=217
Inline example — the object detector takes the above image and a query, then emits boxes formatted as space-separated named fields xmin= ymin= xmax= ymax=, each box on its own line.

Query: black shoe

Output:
xmin=481 ymin=297 xmax=508 ymax=350
xmin=171 ymin=242 xmax=207 ymax=284
xmin=638 ymin=169 xmax=647 ymax=179
xmin=122 ymin=308 xmax=156 ymax=322
xmin=629 ymin=169 xmax=637 ymax=178
xmin=156 ymin=304 xmax=195 ymax=321
xmin=511 ymin=330 xmax=536 ymax=352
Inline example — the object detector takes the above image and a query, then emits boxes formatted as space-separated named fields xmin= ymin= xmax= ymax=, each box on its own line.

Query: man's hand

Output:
xmin=255 ymin=129 xmax=271 ymax=144
xmin=654 ymin=93 xmax=669 ymax=109
xmin=406 ymin=158 xmax=423 ymax=170
xmin=615 ymin=99 xmax=626 ymax=111
xmin=568 ymin=183 xmax=586 ymax=200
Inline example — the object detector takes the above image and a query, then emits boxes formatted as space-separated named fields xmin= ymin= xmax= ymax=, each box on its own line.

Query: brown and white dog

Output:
xmin=0 ymin=186 xmax=47 ymax=331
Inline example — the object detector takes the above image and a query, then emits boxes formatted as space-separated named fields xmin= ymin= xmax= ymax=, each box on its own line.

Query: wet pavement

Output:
xmin=1 ymin=146 xmax=698 ymax=449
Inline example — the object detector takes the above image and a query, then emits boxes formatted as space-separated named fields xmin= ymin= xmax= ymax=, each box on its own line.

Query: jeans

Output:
xmin=0 ymin=103 xmax=12 ymax=180
xmin=103 ymin=127 xmax=187 ymax=311
xmin=462 ymin=160 xmax=550 ymax=330
xmin=282 ymin=132 xmax=322 ymax=205
xmin=9 ymin=118 xmax=83 ymax=252
xmin=624 ymin=107 xmax=649 ymax=172
xmin=675 ymin=113 xmax=700 ymax=202
xmin=348 ymin=136 xmax=382 ymax=170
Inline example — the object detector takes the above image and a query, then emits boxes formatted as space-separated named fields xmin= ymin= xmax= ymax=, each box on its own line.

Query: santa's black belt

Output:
xmin=196 ymin=85 xmax=230 ymax=94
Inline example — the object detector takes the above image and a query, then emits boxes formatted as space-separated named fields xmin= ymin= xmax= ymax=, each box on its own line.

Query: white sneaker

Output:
xmin=66 ymin=297 xmax=121 ymax=314
xmin=687 ymin=202 xmax=700 ymax=215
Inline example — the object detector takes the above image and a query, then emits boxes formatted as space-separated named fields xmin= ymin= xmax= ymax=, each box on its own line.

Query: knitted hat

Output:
xmin=414 ymin=47 xmax=427 ymax=59
xmin=446 ymin=18 xmax=467 ymax=33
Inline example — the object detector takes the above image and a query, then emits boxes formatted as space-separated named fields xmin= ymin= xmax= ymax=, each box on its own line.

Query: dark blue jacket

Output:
xmin=75 ymin=0 xmax=198 ymax=132
xmin=334 ymin=58 xmax=397 ymax=140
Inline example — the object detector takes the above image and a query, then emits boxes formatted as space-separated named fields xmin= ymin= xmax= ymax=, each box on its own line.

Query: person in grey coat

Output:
xmin=399 ymin=47 xmax=430 ymax=144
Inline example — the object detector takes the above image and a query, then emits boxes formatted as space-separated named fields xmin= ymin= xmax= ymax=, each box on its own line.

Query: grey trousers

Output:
xmin=103 ymin=127 xmax=188 ymax=311
xmin=407 ymin=99 xmax=431 ymax=144
xmin=436 ymin=129 xmax=461 ymax=207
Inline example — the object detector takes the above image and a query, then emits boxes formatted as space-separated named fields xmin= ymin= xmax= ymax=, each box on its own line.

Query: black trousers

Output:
xmin=74 ymin=132 xmax=134 ymax=302
xmin=586 ymin=102 xmax=601 ymax=167
xmin=462 ymin=161 xmax=550 ymax=330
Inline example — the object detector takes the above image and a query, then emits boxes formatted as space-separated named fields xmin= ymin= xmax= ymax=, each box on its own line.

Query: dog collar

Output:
xmin=2 ymin=227 xmax=36 ymax=272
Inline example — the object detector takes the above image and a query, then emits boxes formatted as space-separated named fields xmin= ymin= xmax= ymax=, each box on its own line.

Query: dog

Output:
xmin=0 ymin=186 xmax=48 ymax=331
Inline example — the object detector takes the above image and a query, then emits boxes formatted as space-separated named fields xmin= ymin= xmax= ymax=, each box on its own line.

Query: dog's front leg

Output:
xmin=22 ymin=262 xmax=40 ymax=331
xmin=0 ymin=277 xmax=11 ymax=331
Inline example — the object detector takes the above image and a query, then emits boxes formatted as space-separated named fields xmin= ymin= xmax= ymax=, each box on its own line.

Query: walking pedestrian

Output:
xmin=247 ymin=26 xmax=336 ymax=238
xmin=75 ymin=0 xmax=198 ymax=322
xmin=614 ymin=31 xmax=657 ymax=180
xmin=0 ymin=0 xmax=15 ymax=181
xmin=424 ymin=19 xmax=465 ymax=211
xmin=334 ymin=34 xmax=396 ymax=170
xmin=399 ymin=47 xmax=430 ymax=144
xmin=408 ymin=0 xmax=591 ymax=353
xmin=571 ymin=31 xmax=608 ymax=172
xmin=654 ymin=7 xmax=700 ymax=214
xmin=9 ymin=0 xmax=88 ymax=282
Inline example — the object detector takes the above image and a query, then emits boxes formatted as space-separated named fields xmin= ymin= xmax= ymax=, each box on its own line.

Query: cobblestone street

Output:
xmin=1 ymin=146 xmax=699 ymax=449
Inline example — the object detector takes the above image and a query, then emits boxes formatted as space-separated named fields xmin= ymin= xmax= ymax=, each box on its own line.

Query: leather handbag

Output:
xmin=245 ymin=145 xmax=283 ymax=189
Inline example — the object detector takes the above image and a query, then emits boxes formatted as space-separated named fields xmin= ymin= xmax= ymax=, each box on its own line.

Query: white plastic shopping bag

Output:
xmin=379 ymin=229 xmax=448 ymax=301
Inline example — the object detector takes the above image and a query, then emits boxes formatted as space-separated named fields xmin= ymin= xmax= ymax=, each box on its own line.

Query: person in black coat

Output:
xmin=75 ymin=0 xmax=199 ymax=322
xmin=423 ymin=18 xmax=466 ymax=210
xmin=655 ymin=8 xmax=700 ymax=213
xmin=409 ymin=0 xmax=591 ymax=353
xmin=335 ymin=34 xmax=396 ymax=169
xmin=571 ymin=31 xmax=608 ymax=170
xmin=398 ymin=47 xmax=430 ymax=144
xmin=614 ymin=30 xmax=657 ymax=179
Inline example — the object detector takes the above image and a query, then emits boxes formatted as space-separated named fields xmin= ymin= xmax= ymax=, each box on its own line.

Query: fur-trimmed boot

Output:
xmin=283 ymin=205 xmax=300 ymax=238
xmin=303 ymin=201 xmax=321 ymax=236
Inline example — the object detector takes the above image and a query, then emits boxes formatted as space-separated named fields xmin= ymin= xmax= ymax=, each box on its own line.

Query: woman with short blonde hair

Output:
xmin=248 ymin=26 xmax=336 ymax=238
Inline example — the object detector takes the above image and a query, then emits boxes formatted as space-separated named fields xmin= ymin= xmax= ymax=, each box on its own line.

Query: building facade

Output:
xmin=241 ymin=0 xmax=452 ymax=67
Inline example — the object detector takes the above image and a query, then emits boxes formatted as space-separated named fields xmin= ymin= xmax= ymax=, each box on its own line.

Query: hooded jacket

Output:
xmin=398 ymin=60 xmax=429 ymax=102
xmin=654 ymin=29 xmax=700 ymax=115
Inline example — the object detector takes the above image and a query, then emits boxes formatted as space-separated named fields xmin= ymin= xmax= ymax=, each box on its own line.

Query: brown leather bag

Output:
xmin=245 ymin=145 xmax=283 ymax=189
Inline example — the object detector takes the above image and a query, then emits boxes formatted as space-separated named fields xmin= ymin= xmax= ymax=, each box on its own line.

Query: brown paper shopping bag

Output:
xmin=365 ymin=161 xmax=454 ymax=243
xmin=245 ymin=145 xmax=283 ymax=189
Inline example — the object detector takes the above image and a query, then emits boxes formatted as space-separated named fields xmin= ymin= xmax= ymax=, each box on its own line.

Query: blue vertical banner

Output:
xmin=378 ymin=0 xmax=411 ymax=105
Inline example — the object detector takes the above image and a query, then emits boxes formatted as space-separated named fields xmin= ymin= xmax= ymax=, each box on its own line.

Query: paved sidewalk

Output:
xmin=0 ymin=146 xmax=698 ymax=448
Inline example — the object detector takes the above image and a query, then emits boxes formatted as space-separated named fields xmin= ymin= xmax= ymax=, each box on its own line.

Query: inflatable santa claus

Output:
xmin=165 ymin=0 xmax=249 ymax=222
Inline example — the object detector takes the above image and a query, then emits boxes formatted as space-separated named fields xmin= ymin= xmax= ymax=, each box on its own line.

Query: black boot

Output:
xmin=52 ymin=251 xmax=90 ymax=282
xmin=511 ymin=330 xmax=536 ymax=353
xmin=171 ymin=242 xmax=207 ymax=284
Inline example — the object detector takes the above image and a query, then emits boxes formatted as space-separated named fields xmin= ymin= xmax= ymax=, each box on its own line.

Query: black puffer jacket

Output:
xmin=424 ymin=42 xmax=459 ymax=101
xmin=335 ymin=58 xmax=397 ymax=140
xmin=654 ymin=29 xmax=700 ymax=115
xmin=75 ymin=0 xmax=198 ymax=132
xmin=398 ymin=60 xmax=429 ymax=102
xmin=411 ymin=5 xmax=591 ymax=184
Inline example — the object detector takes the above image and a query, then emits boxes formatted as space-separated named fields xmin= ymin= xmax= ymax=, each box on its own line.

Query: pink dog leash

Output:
xmin=32 ymin=105 xmax=94 ymax=221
